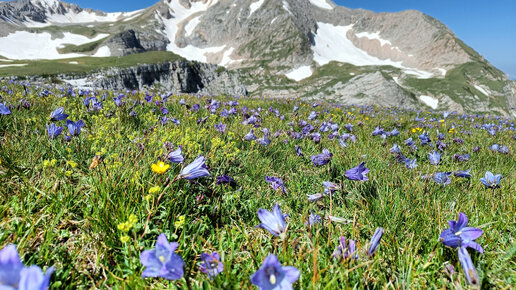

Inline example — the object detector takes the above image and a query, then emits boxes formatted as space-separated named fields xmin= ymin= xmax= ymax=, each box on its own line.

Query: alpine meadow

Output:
xmin=0 ymin=0 xmax=515 ymax=289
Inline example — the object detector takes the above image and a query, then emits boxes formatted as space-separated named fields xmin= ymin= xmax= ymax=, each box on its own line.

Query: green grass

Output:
xmin=0 ymin=51 xmax=183 ymax=77
xmin=57 ymin=37 xmax=109 ymax=54
xmin=0 ymin=82 xmax=514 ymax=288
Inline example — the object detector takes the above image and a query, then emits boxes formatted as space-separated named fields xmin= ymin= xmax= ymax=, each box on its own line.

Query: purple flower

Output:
xmin=0 ymin=244 xmax=54 ymax=289
xmin=256 ymin=204 xmax=287 ymax=237
xmin=199 ymin=252 xmax=223 ymax=279
xmin=419 ymin=132 xmax=432 ymax=146
xmin=166 ymin=147 xmax=184 ymax=164
xmin=244 ymin=129 xmax=257 ymax=141
xmin=306 ymin=212 xmax=322 ymax=226
xmin=46 ymin=123 xmax=63 ymax=139
xmin=18 ymin=265 xmax=55 ymax=290
xmin=0 ymin=102 xmax=11 ymax=115
xmin=389 ymin=144 xmax=401 ymax=154
xmin=0 ymin=244 xmax=23 ymax=287
xmin=458 ymin=247 xmax=479 ymax=285
xmin=454 ymin=169 xmax=472 ymax=179
xmin=178 ymin=155 xmax=210 ymax=180
xmin=323 ymin=181 xmax=339 ymax=194
xmin=66 ymin=120 xmax=85 ymax=136
xmin=372 ymin=126 xmax=386 ymax=136
xmin=307 ymin=193 xmax=325 ymax=202
xmin=428 ymin=151 xmax=441 ymax=165
xmin=295 ymin=146 xmax=303 ymax=156
xmin=480 ymin=171 xmax=501 ymax=188
xmin=140 ymin=234 xmax=184 ymax=280
xmin=216 ymin=175 xmax=236 ymax=186
xmin=256 ymin=136 xmax=271 ymax=146
xmin=333 ymin=237 xmax=358 ymax=260
xmin=308 ymin=111 xmax=317 ymax=120
xmin=367 ymin=227 xmax=385 ymax=256
xmin=440 ymin=212 xmax=483 ymax=253
xmin=453 ymin=154 xmax=470 ymax=162
xmin=310 ymin=148 xmax=333 ymax=166
xmin=434 ymin=172 xmax=451 ymax=186
xmin=49 ymin=107 xmax=68 ymax=121
xmin=265 ymin=176 xmax=287 ymax=194
xmin=404 ymin=157 xmax=418 ymax=169
xmin=345 ymin=162 xmax=369 ymax=181
xmin=250 ymin=255 xmax=299 ymax=289
xmin=214 ymin=122 xmax=226 ymax=133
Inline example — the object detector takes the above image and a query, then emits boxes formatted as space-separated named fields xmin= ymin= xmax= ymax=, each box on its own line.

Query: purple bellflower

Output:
xmin=480 ymin=171 xmax=501 ymax=188
xmin=345 ymin=163 xmax=369 ymax=181
xmin=0 ymin=244 xmax=54 ymax=289
xmin=46 ymin=123 xmax=63 ymax=139
xmin=0 ymin=102 xmax=11 ymax=115
xmin=428 ymin=151 xmax=441 ymax=165
xmin=66 ymin=119 xmax=85 ymax=136
xmin=49 ymin=107 xmax=68 ymax=121
xmin=250 ymin=254 xmax=299 ymax=290
xmin=434 ymin=172 xmax=452 ymax=186
xmin=265 ymin=176 xmax=287 ymax=194
xmin=333 ymin=237 xmax=358 ymax=260
xmin=367 ymin=227 xmax=385 ymax=256
xmin=166 ymin=147 xmax=184 ymax=164
xmin=458 ymin=247 xmax=479 ymax=286
xmin=18 ymin=265 xmax=55 ymax=290
xmin=439 ymin=212 xmax=483 ymax=253
xmin=199 ymin=252 xmax=223 ymax=279
xmin=140 ymin=234 xmax=184 ymax=280
xmin=256 ymin=204 xmax=287 ymax=237
xmin=310 ymin=148 xmax=333 ymax=166
xmin=244 ymin=129 xmax=257 ymax=141
xmin=454 ymin=169 xmax=472 ymax=179
xmin=178 ymin=155 xmax=210 ymax=180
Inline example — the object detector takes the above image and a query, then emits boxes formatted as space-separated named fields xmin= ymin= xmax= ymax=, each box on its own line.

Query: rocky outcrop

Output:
xmin=305 ymin=72 xmax=417 ymax=109
xmin=106 ymin=30 xmax=146 ymax=56
xmin=85 ymin=61 xmax=247 ymax=96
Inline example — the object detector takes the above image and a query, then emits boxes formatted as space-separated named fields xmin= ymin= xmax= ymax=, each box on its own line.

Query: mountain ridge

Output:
xmin=0 ymin=0 xmax=514 ymax=116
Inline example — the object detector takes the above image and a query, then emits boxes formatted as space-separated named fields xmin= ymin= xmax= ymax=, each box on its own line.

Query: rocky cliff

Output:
xmin=63 ymin=60 xmax=247 ymax=96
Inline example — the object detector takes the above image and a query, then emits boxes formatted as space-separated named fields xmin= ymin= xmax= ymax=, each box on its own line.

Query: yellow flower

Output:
xmin=149 ymin=186 xmax=161 ymax=194
xmin=128 ymin=214 xmax=138 ymax=225
xmin=151 ymin=161 xmax=169 ymax=174
xmin=439 ymin=119 xmax=445 ymax=123
xmin=411 ymin=128 xmax=416 ymax=133
xmin=145 ymin=194 xmax=152 ymax=201
xmin=117 ymin=222 xmax=131 ymax=232
xmin=65 ymin=171 xmax=72 ymax=177
xmin=120 ymin=236 xmax=130 ymax=243
xmin=174 ymin=215 xmax=185 ymax=228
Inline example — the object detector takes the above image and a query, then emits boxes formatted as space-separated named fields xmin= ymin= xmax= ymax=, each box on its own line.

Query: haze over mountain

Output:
xmin=0 ymin=0 xmax=514 ymax=116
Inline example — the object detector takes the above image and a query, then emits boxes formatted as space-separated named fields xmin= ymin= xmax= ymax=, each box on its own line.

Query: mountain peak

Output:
xmin=30 ymin=0 xmax=60 ymax=8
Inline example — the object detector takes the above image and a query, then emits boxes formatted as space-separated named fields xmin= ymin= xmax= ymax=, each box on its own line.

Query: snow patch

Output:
xmin=419 ymin=95 xmax=439 ymax=109
xmin=185 ymin=16 xmax=201 ymax=36
xmin=249 ymin=0 xmax=265 ymax=16
xmin=158 ymin=0 xmax=228 ymax=63
xmin=0 ymin=31 xmax=109 ymax=60
xmin=69 ymin=61 xmax=79 ymax=64
xmin=220 ymin=47 xmax=235 ymax=66
xmin=285 ymin=66 xmax=313 ymax=81
xmin=474 ymin=84 xmax=489 ymax=96
xmin=310 ymin=0 xmax=333 ymax=9
xmin=282 ymin=1 xmax=292 ymax=14
xmin=0 ymin=64 xmax=27 ymax=68
xmin=24 ymin=6 xmax=144 ymax=27
xmin=65 ymin=78 xmax=90 ymax=89
xmin=438 ymin=68 xmax=447 ymax=77
xmin=355 ymin=31 xmax=392 ymax=46
xmin=93 ymin=46 xmax=111 ymax=57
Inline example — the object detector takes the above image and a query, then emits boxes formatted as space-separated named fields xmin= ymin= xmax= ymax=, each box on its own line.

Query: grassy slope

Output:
xmin=0 ymin=51 xmax=183 ymax=77
xmin=0 ymin=82 xmax=514 ymax=288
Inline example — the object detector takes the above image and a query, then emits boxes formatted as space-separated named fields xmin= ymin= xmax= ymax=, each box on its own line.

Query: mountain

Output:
xmin=0 ymin=0 xmax=514 ymax=116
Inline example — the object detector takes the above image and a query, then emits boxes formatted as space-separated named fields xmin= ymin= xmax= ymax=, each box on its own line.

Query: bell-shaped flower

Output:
xmin=140 ymin=234 xmax=184 ymax=280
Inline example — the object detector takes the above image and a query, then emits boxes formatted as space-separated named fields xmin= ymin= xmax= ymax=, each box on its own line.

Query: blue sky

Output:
xmin=3 ymin=0 xmax=515 ymax=79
